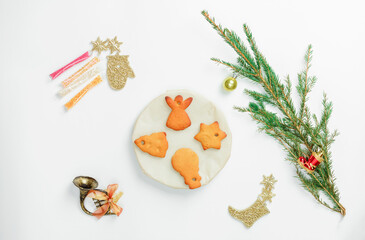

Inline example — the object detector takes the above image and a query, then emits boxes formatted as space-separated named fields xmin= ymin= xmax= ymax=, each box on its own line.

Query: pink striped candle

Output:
xmin=50 ymin=51 xmax=90 ymax=80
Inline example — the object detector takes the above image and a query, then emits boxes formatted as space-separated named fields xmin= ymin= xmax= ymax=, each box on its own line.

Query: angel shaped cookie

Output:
xmin=165 ymin=95 xmax=193 ymax=131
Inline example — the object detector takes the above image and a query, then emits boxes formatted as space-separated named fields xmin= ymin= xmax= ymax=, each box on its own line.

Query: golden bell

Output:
xmin=73 ymin=176 xmax=114 ymax=216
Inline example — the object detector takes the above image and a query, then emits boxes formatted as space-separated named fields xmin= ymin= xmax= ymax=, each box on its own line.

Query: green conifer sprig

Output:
xmin=202 ymin=10 xmax=345 ymax=215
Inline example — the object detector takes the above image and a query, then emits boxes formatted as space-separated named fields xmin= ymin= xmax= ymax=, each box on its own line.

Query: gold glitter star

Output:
xmin=259 ymin=188 xmax=276 ymax=202
xmin=260 ymin=174 xmax=277 ymax=187
xmin=107 ymin=36 xmax=123 ymax=54
xmin=91 ymin=37 xmax=107 ymax=54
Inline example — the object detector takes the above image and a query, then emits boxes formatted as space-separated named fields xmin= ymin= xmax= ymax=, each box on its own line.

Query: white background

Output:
xmin=0 ymin=0 xmax=364 ymax=239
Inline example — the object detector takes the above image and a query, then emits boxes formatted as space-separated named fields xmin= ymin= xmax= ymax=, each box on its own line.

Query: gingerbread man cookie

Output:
xmin=165 ymin=95 xmax=193 ymax=131
xmin=171 ymin=148 xmax=201 ymax=189
xmin=134 ymin=132 xmax=168 ymax=158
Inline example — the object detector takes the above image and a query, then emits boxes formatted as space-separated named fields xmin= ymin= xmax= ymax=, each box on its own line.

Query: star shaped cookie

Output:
xmin=194 ymin=121 xmax=227 ymax=150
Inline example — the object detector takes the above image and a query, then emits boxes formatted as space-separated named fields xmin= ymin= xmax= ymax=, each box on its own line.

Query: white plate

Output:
xmin=132 ymin=89 xmax=232 ymax=189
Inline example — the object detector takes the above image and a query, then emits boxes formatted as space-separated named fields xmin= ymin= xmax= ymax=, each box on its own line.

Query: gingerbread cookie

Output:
xmin=134 ymin=132 xmax=168 ymax=158
xmin=165 ymin=95 xmax=193 ymax=131
xmin=194 ymin=121 xmax=227 ymax=150
xmin=171 ymin=148 xmax=201 ymax=189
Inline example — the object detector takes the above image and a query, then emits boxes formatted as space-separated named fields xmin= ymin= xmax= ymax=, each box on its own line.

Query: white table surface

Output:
xmin=0 ymin=0 xmax=364 ymax=239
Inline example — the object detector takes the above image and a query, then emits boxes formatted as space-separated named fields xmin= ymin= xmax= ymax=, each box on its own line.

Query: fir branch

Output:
xmin=211 ymin=58 xmax=259 ymax=81
xmin=297 ymin=45 xmax=314 ymax=121
xmin=203 ymin=10 xmax=345 ymax=216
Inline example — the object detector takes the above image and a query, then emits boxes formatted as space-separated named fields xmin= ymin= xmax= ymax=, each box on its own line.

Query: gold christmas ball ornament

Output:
xmin=223 ymin=77 xmax=237 ymax=91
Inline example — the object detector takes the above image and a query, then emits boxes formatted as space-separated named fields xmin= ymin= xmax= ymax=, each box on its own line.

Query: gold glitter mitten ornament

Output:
xmin=228 ymin=174 xmax=277 ymax=228
xmin=107 ymin=53 xmax=135 ymax=90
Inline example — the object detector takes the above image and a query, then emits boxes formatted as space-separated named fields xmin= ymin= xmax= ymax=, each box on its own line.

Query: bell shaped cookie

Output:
xmin=134 ymin=132 xmax=168 ymax=158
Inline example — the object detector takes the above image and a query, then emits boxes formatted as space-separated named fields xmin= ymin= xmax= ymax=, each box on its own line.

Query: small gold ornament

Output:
xmin=223 ymin=76 xmax=237 ymax=91
xmin=228 ymin=174 xmax=277 ymax=228
xmin=91 ymin=37 xmax=107 ymax=55
xmin=107 ymin=53 xmax=135 ymax=90
xmin=107 ymin=37 xmax=123 ymax=54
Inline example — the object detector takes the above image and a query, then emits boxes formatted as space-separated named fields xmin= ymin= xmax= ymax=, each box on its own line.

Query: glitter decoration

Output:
xmin=91 ymin=37 xmax=107 ymax=55
xmin=107 ymin=37 xmax=123 ymax=54
xmin=228 ymin=174 xmax=277 ymax=228
xmin=58 ymin=64 xmax=101 ymax=97
xmin=259 ymin=188 xmax=275 ymax=203
xmin=50 ymin=51 xmax=90 ymax=80
xmin=65 ymin=75 xmax=102 ymax=110
xmin=228 ymin=200 xmax=269 ymax=228
xmin=107 ymin=53 xmax=135 ymax=90
xmin=62 ymin=57 xmax=100 ymax=87
xmin=260 ymin=174 xmax=278 ymax=188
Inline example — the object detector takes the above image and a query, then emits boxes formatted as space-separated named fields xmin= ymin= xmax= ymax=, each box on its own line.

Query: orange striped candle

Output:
xmin=65 ymin=75 xmax=102 ymax=110
xmin=62 ymin=57 xmax=100 ymax=87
